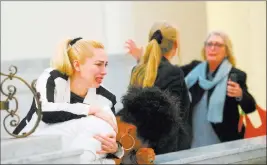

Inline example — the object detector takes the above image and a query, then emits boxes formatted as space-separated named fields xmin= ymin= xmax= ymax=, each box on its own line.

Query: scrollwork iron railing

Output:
xmin=0 ymin=65 xmax=42 ymax=138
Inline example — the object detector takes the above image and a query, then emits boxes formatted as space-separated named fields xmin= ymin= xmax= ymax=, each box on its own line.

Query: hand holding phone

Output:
xmin=227 ymin=73 xmax=242 ymax=98
xmin=229 ymin=73 xmax=238 ymax=83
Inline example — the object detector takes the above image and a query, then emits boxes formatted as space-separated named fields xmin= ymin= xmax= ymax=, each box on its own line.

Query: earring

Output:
xmin=119 ymin=128 xmax=136 ymax=151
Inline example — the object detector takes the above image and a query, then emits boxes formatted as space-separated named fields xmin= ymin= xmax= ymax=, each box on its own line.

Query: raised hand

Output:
xmin=125 ymin=39 xmax=143 ymax=61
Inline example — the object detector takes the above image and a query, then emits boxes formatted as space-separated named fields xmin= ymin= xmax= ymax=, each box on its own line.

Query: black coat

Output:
xmin=181 ymin=60 xmax=256 ymax=142
xmin=130 ymin=57 xmax=192 ymax=154
xmin=155 ymin=57 xmax=191 ymax=121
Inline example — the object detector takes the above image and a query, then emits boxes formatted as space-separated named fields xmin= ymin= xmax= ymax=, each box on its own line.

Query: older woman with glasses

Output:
xmin=126 ymin=31 xmax=257 ymax=148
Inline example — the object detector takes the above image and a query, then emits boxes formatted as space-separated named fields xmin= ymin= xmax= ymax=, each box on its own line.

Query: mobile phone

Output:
xmin=229 ymin=73 xmax=238 ymax=83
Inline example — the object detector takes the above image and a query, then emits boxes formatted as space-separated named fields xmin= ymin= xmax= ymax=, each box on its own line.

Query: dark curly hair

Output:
xmin=117 ymin=86 xmax=189 ymax=154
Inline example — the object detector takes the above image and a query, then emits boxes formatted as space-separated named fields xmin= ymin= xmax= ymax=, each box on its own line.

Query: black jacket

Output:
xmin=131 ymin=57 xmax=192 ymax=154
xmin=181 ymin=60 xmax=256 ymax=142
xmin=155 ymin=57 xmax=191 ymax=121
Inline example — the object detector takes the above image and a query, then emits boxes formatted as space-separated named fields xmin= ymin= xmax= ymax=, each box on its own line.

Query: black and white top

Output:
xmin=13 ymin=67 xmax=117 ymax=128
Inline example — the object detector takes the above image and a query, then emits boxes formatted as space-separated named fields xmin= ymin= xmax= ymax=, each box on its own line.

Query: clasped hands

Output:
xmin=89 ymin=106 xmax=119 ymax=155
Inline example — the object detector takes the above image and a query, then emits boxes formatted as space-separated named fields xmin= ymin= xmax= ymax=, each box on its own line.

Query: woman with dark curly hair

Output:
xmin=116 ymin=86 xmax=186 ymax=164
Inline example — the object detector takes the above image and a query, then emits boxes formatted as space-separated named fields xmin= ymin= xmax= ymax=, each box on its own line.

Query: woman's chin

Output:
xmin=207 ymin=57 xmax=218 ymax=63
xmin=88 ymin=82 xmax=101 ymax=88
xmin=94 ymin=83 xmax=101 ymax=88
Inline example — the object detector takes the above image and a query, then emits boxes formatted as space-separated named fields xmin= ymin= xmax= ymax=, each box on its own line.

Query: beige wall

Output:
xmin=248 ymin=2 xmax=266 ymax=109
xmin=132 ymin=1 xmax=266 ymax=108
xmin=206 ymin=1 xmax=266 ymax=108
xmin=103 ymin=1 xmax=135 ymax=54
xmin=1 ymin=1 xmax=106 ymax=61
xmin=132 ymin=1 xmax=207 ymax=65
xmin=1 ymin=1 xmax=266 ymax=108
xmin=1 ymin=2 xmax=207 ymax=62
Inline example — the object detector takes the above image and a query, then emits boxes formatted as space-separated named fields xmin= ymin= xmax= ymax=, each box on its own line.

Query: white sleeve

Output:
xmin=35 ymin=70 xmax=90 ymax=122
xmin=113 ymin=143 xmax=124 ymax=159
xmin=101 ymin=106 xmax=124 ymax=158
xmin=41 ymin=102 xmax=90 ymax=116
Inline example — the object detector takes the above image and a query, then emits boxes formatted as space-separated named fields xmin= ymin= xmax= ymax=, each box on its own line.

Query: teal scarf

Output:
xmin=185 ymin=59 xmax=232 ymax=123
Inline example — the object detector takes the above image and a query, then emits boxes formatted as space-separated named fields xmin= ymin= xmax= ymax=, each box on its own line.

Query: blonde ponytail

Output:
xmin=130 ymin=22 xmax=179 ymax=87
xmin=51 ymin=39 xmax=74 ymax=76
xmin=130 ymin=39 xmax=162 ymax=87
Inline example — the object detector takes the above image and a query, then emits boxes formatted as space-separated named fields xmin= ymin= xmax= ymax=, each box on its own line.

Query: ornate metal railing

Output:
xmin=0 ymin=65 xmax=42 ymax=138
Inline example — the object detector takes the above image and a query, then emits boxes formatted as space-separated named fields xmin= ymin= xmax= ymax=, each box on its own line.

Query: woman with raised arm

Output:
xmin=126 ymin=22 xmax=192 ymax=153
xmin=126 ymin=31 xmax=257 ymax=148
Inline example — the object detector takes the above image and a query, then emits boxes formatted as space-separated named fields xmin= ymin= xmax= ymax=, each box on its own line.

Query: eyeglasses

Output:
xmin=205 ymin=42 xmax=225 ymax=49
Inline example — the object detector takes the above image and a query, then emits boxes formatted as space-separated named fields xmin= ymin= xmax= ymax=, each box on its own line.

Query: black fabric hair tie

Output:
xmin=150 ymin=30 xmax=163 ymax=44
xmin=70 ymin=37 xmax=82 ymax=46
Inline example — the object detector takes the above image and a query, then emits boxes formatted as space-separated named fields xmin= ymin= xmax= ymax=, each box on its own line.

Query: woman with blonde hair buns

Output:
xmin=13 ymin=38 xmax=124 ymax=164
xmin=125 ymin=22 xmax=192 ymax=154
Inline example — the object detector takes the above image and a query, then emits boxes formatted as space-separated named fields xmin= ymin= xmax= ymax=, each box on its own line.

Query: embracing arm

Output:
xmin=163 ymin=68 xmax=192 ymax=150
xmin=35 ymin=71 xmax=91 ymax=124
xmin=165 ymin=67 xmax=191 ymax=120
xmin=237 ymin=72 xmax=256 ymax=114
xmin=180 ymin=60 xmax=201 ymax=77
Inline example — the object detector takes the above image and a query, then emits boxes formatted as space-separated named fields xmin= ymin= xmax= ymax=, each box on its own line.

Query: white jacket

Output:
xmin=13 ymin=68 xmax=124 ymax=162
